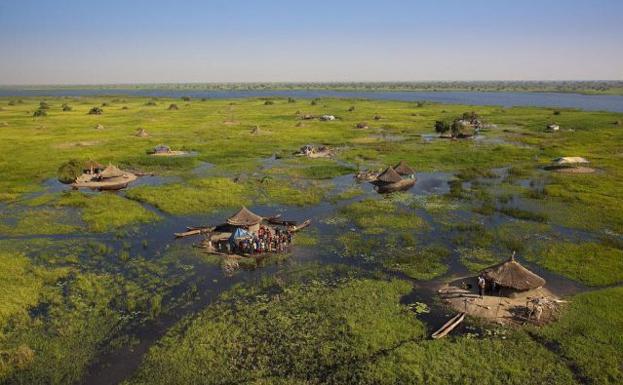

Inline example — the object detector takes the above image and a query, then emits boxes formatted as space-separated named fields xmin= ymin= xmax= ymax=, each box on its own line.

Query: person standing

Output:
xmin=477 ymin=276 xmax=486 ymax=298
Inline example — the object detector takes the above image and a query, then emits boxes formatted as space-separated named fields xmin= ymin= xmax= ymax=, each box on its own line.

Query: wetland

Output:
xmin=0 ymin=95 xmax=622 ymax=385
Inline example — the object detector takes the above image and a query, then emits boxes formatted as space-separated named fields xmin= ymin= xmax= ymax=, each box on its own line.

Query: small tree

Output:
xmin=39 ymin=101 xmax=50 ymax=110
xmin=287 ymin=97 xmax=296 ymax=103
xmin=33 ymin=109 xmax=47 ymax=117
xmin=88 ymin=107 xmax=103 ymax=115
xmin=168 ymin=104 xmax=179 ymax=110
xmin=264 ymin=100 xmax=274 ymax=105
xmin=434 ymin=120 xmax=450 ymax=134
xmin=181 ymin=96 xmax=191 ymax=101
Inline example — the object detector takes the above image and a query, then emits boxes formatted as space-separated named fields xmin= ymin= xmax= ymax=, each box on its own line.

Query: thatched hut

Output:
xmin=136 ymin=128 xmax=149 ymax=137
xmin=481 ymin=253 xmax=545 ymax=293
xmin=95 ymin=124 xmax=105 ymax=130
xmin=547 ymin=124 xmax=560 ymax=132
xmin=393 ymin=161 xmax=415 ymax=176
xmin=99 ymin=164 xmax=125 ymax=180
xmin=373 ymin=166 xmax=403 ymax=186
xmin=227 ymin=207 xmax=263 ymax=232
xmin=550 ymin=157 xmax=589 ymax=167
xmin=153 ymin=144 xmax=171 ymax=154
xmin=355 ymin=122 xmax=369 ymax=129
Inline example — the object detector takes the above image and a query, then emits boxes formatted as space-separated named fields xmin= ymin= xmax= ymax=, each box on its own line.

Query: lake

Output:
xmin=1 ymin=88 xmax=622 ymax=112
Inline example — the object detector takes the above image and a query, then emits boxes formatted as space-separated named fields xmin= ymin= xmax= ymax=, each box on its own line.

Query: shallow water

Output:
xmin=2 ymin=89 xmax=623 ymax=112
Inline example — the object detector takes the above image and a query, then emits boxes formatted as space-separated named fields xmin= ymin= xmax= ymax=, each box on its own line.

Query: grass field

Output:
xmin=1 ymin=95 xmax=622 ymax=384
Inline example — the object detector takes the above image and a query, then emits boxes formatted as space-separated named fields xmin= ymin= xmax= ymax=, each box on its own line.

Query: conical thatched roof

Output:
xmin=226 ymin=206 xmax=263 ymax=227
xmin=136 ymin=128 xmax=149 ymax=137
xmin=99 ymin=164 xmax=125 ymax=179
xmin=376 ymin=166 xmax=403 ymax=184
xmin=393 ymin=160 xmax=415 ymax=175
xmin=481 ymin=253 xmax=545 ymax=291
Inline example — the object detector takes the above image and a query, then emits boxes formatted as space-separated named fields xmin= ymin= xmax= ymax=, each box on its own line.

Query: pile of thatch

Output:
xmin=393 ymin=160 xmax=415 ymax=176
xmin=99 ymin=164 xmax=125 ymax=179
xmin=95 ymin=124 xmax=105 ymax=130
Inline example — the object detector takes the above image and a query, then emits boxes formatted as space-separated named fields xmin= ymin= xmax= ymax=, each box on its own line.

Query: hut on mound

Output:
xmin=250 ymin=125 xmax=261 ymax=135
xmin=98 ymin=164 xmax=125 ymax=180
xmin=481 ymin=253 xmax=545 ymax=294
xmin=371 ymin=166 xmax=416 ymax=193
xmin=136 ymin=128 xmax=149 ymax=137
xmin=227 ymin=206 xmax=264 ymax=233
xmin=168 ymin=104 xmax=179 ymax=110
xmin=549 ymin=157 xmax=589 ymax=168
xmin=393 ymin=160 xmax=415 ymax=177
xmin=95 ymin=124 xmax=105 ymax=130
xmin=152 ymin=144 xmax=171 ymax=154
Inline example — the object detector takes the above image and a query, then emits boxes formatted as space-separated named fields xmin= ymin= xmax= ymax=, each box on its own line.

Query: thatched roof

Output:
xmin=136 ymin=128 xmax=149 ymax=137
xmin=154 ymin=144 xmax=171 ymax=153
xmin=552 ymin=157 xmax=589 ymax=166
xmin=376 ymin=166 xmax=403 ymax=184
xmin=481 ymin=254 xmax=545 ymax=291
xmin=393 ymin=161 xmax=415 ymax=175
xmin=99 ymin=165 xmax=125 ymax=179
xmin=227 ymin=207 xmax=263 ymax=227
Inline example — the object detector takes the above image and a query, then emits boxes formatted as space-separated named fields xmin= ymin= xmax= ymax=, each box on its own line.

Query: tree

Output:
xmin=57 ymin=159 xmax=83 ymax=184
xmin=434 ymin=120 xmax=450 ymax=134
xmin=88 ymin=107 xmax=103 ymax=115
xmin=451 ymin=119 xmax=463 ymax=137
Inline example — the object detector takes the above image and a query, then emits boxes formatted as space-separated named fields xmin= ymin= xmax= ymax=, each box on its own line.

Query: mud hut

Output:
xmin=481 ymin=253 xmax=546 ymax=293
xmin=393 ymin=161 xmax=415 ymax=176
xmin=372 ymin=166 xmax=416 ymax=193
xmin=135 ymin=128 xmax=149 ymax=137
xmin=227 ymin=206 xmax=263 ymax=232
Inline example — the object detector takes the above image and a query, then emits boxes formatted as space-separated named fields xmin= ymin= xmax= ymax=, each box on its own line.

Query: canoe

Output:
xmin=288 ymin=219 xmax=311 ymax=232
xmin=268 ymin=217 xmax=299 ymax=226
xmin=431 ymin=312 xmax=465 ymax=339
xmin=97 ymin=181 xmax=129 ymax=191
xmin=174 ymin=226 xmax=215 ymax=238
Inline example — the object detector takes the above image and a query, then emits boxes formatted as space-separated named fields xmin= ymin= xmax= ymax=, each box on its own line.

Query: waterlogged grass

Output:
xmin=340 ymin=198 xmax=427 ymax=234
xmin=255 ymin=178 xmax=325 ymax=206
xmin=0 ymin=207 xmax=80 ymax=236
xmin=389 ymin=244 xmax=450 ymax=280
xmin=127 ymin=177 xmax=252 ymax=215
xmin=459 ymin=247 xmax=503 ymax=272
xmin=57 ymin=191 xmax=159 ymax=232
xmin=525 ymin=241 xmax=623 ymax=286
xmin=538 ymin=287 xmax=623 ymax=385
xmin=124 ymin=277 xmax=424 ymax=385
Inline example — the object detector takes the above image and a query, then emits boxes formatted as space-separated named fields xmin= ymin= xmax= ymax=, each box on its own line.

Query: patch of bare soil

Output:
xmin=555 ymin=167 xmax=595 ymax=174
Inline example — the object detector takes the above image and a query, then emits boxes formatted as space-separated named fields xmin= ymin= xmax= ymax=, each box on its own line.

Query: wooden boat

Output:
xmin=288 ymin=219 xmax=311 ymax=232
xmin=375 ymin=178 xmax=416 ymax=194
xmin=431 ymin=312 xmax=465 ymax=339
xmin=175 ymin=226 xmax=215 ymax=238
xmin=96 ymin=181 xmax=129 ymax=191
xmin=268 ymin=217 xmax=299 ymax=226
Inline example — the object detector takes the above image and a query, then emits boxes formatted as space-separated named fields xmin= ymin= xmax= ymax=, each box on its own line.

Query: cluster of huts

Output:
xmin=356 ymin=160 xmax=416 ymax=193
xmin=175 ymin=207 xmax=310 ymax=258
xmin=72 ymin=161 xmax=137 ymax=191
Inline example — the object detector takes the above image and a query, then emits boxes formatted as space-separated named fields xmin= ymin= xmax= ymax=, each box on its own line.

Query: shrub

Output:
xmin=181 ymin=96 xmax=191 ymax=101
xmin=348 ymin=106 xmax=355 ymax=111
xmin=434 ymin=120 xmax=450 ymax=134
xmin=88 ymin=107 xmax=103 ymax=115
xmin=39 ymin=101 xmax=50 ymax=109
xmin=264 ymin=100 xmax=274 ymax=105
xmin=62 ymin=104 xmax=72 ymax=111
xmin=168 ymin=104 xmax=179 ymax=110
xmin=32 ymin=109 xmax=47 ymax=117
xmin=287 ymin=97 xmax=296 ymax=103
xmin=145 ymin=101 xmax=157 ymax=106
xmin=57 ymin=159 xmax=83 ymax=183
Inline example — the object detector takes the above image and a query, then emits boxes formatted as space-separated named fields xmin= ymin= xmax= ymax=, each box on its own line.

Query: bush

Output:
xmin=88 ymin=107 xmax=103 ymax=115
xmin=434 ymin=120 xmax=450 ymax=134
xmin=62 ymin=104 xmax=72 ymax=111
xmin=287 ymin=97 xmax=296 ymax=103
xmin=145 ymin=101 xmax=157 ymax=106
xmin=348 ymin=106 xmax=355 ymax=111
xmin=167 ymin=104 xmax=179 ymax=110
xmin=264 ymin=100 xmax=274 ymax=105
xmin=39 ymin=101 xmax=50 ymax=110
xmin=32 ymin=109 xmax=47 ymax=117
xmin=57 ymin=159 xmax=83 ymax=184
xmin=181 ymin=96 xmax=191 ymax=101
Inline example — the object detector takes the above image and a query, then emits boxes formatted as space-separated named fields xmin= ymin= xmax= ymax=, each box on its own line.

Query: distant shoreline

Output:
xmin=1 ymin=81 xmax=622 ymax=96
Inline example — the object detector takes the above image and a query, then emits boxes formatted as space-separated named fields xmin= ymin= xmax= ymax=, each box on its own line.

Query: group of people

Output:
xmin=222 ymin=225 xmax=293 ymax=255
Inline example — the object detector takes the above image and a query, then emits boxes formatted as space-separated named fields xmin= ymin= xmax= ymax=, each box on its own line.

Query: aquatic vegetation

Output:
xmin=127 ymin=177 xmax=252 ymax=215
xmin=389 ymin=244 xmax=450 ymax=280
xmin=0 ymin=207 xmax=80 ymax=236
xmin=538 ymin=287 xmax=623 ymax=385
xmin=525 ymin=241 xmax=623 ymax=286
xmin=458 ymin=247 xmax=503 ymax=272
xmin=340 ymin=198 xmax=427 ymax=234
xmin=124 ymin=277 xmax=424 ymax=385
xmin=57 ymin=191 xmax=159 ymax=232
xmin=255 ymin=178 xmax=324 ymax=206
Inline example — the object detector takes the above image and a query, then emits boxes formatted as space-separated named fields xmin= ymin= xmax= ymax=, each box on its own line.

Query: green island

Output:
xmin=1 ymin=95 xmax=622 ymax=385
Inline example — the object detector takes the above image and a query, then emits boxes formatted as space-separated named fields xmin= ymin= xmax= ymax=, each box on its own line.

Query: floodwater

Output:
xmin=2 ymin=88 xmax=623 ymax=112
xmin=0 ymin=161 xmax=605 ymax=385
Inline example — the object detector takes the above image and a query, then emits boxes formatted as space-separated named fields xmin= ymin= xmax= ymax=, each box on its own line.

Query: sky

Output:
xmin=0 ymin=0 xmax=621 ymax=85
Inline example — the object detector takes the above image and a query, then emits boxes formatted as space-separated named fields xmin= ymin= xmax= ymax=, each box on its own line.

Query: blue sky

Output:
xmin=0 ymin=0 xmax=621 ymax=84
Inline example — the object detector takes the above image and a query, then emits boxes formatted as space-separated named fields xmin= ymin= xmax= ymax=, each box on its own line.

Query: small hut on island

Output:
xmin=72 ymin=163 xmax=137 ymax=191
xmin=371 ymin=165 xmax=416 ymax=193
xmin=149 ymin=144 xmax=188 ymax=157
xmin=437 ymin=253 xmax=562 ymax=328
xmin=393 ymin=160 xmax=415 ymax=177
xmin=546 ymin=157 xmax=594 ymax=173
